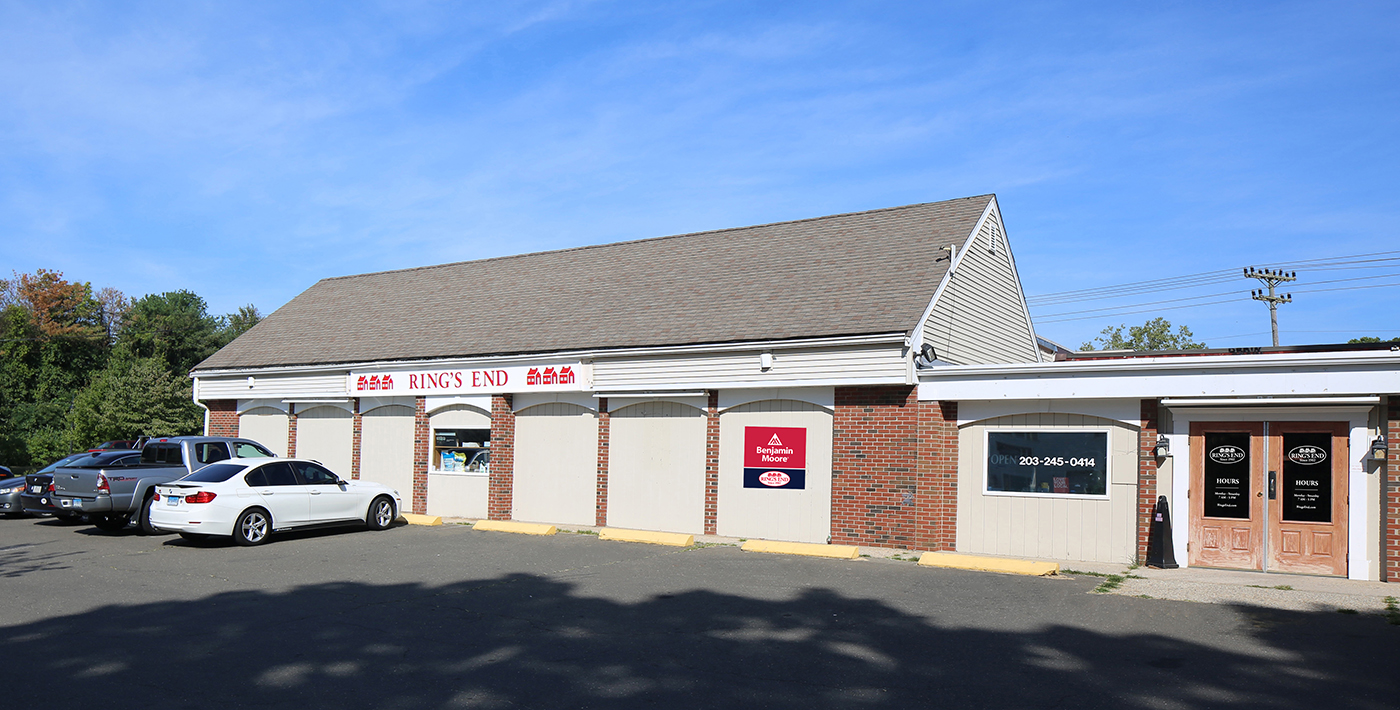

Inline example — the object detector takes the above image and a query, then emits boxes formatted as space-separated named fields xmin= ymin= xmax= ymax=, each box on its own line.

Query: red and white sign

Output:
xmin=743 ymin=427 xmax=807 ymax=469
xmin=349 ymin=363 xmax=586 ymax=395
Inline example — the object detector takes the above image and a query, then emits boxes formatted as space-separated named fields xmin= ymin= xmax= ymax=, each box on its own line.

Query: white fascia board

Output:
xmin=603 ymin=374 xmax=907 ymax=394
xmin=995 ymin=198 xmax=1044 ymax=362
xmin=189 ymin=333 xmax=908 ymax=379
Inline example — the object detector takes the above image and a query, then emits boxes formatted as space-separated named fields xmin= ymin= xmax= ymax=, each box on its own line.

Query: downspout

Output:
xmin=191 ymin=376 xmax=210 ymax=435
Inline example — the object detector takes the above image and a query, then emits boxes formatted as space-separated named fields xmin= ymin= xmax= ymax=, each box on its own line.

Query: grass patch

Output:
xmin=1136 ymin=594 xmax=1153 ymax=599
xmin=563 ymin=529 xmax=598 ymax=535
xmin=1061 ymin=569 xmax=1109 ymax=577
xmin=1384 ymin=596 xmax=1400 ymax=625
xmin=1338 ymin=608 xmax=1358 ymax=615
xmin=1092 ymin=574 xmax=1126 ymax=594
xmin=1245 ymin=584 xmax=1295 ymax=591
xmin=887 ymin=553 xmax=920 ymax=562
xmin=687 ymin=541 xmax=737 ymax=550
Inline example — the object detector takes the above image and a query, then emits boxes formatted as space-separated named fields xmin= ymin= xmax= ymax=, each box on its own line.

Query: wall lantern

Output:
xmin=1154 ymin=435 xmax=1170 ymax=458
xmin=1371 ymin=436 xmax=1389 ymax=461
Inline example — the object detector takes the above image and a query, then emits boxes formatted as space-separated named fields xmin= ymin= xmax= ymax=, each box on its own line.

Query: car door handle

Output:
xmin=310 ymin=491 xmax=321 ymax=495
xmin=261 ymin=490 xmax=275 ymax=495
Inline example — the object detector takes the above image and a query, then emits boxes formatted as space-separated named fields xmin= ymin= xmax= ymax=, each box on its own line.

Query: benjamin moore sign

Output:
xmin=348 ymin=363 xmax=588 ymax=395
xmin=743 ymin=426 xmax=807 ymax=490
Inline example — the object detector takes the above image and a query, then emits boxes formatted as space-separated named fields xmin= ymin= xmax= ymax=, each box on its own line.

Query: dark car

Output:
xmin=87 ymin=440 xmax=138 ymax=453
xmin=0 ymin=476 xmax=28 ymax=516
xmin=0 ymin=465 xmax=14 ymax=481
xmin=20 ymin=451 xmax=139 ymax=521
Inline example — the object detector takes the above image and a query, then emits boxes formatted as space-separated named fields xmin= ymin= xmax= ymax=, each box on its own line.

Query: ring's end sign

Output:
xmin=743 ymin=426 xmax=806 ymax=490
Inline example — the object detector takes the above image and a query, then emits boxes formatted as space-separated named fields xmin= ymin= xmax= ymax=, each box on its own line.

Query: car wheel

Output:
xmin=92 ymin=515 xmax=129 ymax=532
xmin=178 ymin=532 xmax=210 ymax=542
xmin=137 ymin=494 xmax=160 ymax=535
xmin=366 ymin=496 xmax=395 ymax=531
xmin=233 ymin=509 xmax=271 ymax=546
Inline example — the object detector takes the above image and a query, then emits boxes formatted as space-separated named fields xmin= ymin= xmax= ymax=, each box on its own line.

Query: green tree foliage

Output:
xmin=1348 ymin=336 xmax=1400 ymax=343
xmin=120 ymin=290 xmax=225 ymax=374
xmin=66 ymin=355 xmax=203 ymax=446
xmin=222 ymin=304 xmax=263 ymax=344
xmin=1081 ymin=317 xmax=1207 ymax=351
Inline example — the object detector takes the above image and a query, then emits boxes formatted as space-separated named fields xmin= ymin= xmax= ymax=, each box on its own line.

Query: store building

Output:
xmin=191 ymin=193 xmax=1400 ymax=582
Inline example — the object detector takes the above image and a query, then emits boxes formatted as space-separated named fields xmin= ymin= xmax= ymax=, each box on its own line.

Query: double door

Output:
xmin=1188 ymin=421 xmax=1348 ymax=576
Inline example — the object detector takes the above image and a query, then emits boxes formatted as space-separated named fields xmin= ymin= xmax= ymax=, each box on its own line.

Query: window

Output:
xmin=985 ymin=430 xmax=1109 ymax=498
xmin=433 ymin=428 xmax=489 ymax=473
xmin=251 ymin=462 xmax=298 ymax=487
xmin=291 ymin=461 xmax=340 ymax=485
xmin=141 ymin=444 xmax=183 ymax=465
xmin=195 ymin=443 xmax=231 ymax=464
xmin=233 ymin=442 xmax=274 ymax=458
xmin=182 ymin=463 xmax=248 ymax=483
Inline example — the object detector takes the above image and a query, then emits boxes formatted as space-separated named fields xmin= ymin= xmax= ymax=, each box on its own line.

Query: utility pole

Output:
xmin=1244 ymin=267 xmax=1295 ymax=347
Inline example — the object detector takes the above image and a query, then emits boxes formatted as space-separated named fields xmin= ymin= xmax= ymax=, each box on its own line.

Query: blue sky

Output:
xmin=2 ymin=1 xmax=1397 ymax=349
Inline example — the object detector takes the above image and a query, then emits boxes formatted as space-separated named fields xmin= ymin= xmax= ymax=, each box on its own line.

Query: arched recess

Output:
xmin=360 ymin=404 xmax=415 ymax=498
xmin=606 ymin=400 xmax=707 ymax=533
xmin=718 ymin=399 xmax=834 ymax=544
xmin=239 ymin=406 xmax=289 ymax=457
xmin=426 ymin=404 xmax=493 ymax=519
xmin=513 ymin=402 xmax=597 ymax=526
xmin=296 ymin=405 xmax=353 ymax=477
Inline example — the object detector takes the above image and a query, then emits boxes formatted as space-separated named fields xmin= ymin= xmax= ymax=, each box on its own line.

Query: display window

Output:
xmin=984 ymin=429 xmax=1109 ymax=499
xmin=433 ymin=428 xmax=490 ymax=474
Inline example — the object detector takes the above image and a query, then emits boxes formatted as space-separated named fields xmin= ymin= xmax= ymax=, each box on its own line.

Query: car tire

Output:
xmin=233 ymin=508 xmax=271 ymax=546
xmin=137 ymin=494 xmax=160 ymax=535
xmin=366 ymin=496 xmax=395 ymax=531
xmin=178 ymin=532 xmax=210 ymax=542
xmin=92 ymin=515 xmax=128 ymax=532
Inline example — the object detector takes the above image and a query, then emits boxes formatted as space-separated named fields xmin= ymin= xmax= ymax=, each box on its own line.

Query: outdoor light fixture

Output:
xmin=1155 ymin=435 xmax=1171 ymax=458
xmin=1371 ymin=436 xmax=1388 ymax=461
xmin=759 ymin=352 xmax=774 ymax=371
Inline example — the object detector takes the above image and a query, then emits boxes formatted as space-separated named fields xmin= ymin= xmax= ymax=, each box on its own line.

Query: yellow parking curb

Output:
xmin=400 ymin=513 xmax=442 ymax=526
xmin=599 ymin=527 xmax=695 ymax=547
xmin=741 ymin=540 xmax=860 ymax=559
xmin=917 ymin=551 xmax=1059 ymax=576
xmin=473 ymin=520 xmax=558 ymax=536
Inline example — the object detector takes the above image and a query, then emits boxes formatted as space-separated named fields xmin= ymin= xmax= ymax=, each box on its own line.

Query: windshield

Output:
xmin=38 ymin=452 xmax=98 ymax=474
xmin=67 ymin=451 xmax=143 ymax=468
xmin=179 ymin=463 xmax=249 ymax=483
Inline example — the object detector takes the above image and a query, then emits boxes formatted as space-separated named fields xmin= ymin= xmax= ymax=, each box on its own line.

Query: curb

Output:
xmin=599 ymin=527 xmax=695 ymax=547
xmin=741 ymin=540 xmax=860 ymax=559
xmin=474 ymin=520 xmax=558 ymax=536
xmin=918 ymin=551 xmax=1059 ymax=576
xmin=400 ymin=513 xmax=442 ymax=526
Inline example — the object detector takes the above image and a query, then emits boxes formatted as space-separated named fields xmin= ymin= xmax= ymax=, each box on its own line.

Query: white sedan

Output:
xmin=150 ymin=458 xmax=403 ymax=545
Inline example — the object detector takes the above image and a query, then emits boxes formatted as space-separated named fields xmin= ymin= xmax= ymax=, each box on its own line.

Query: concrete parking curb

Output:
xmin=400 ymin=513 xmax=442 ymax=526
xmin=473 ymin=520 xmax=558 ymax=536
xmin=918 ymin=551 xmax=1059 ymax=576
xmin=599 ymin=527 xmax=695 ymax=547
xmin=741 ymin=540 xmax=860 ymax=559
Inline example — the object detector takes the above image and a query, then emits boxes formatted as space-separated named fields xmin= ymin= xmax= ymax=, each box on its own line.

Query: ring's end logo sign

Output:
xmin=744 ymin=426 xmax=806 ymax=489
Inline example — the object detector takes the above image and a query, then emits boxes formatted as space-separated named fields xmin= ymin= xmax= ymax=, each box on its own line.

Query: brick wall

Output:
xmin=831 ymin=385 xmax=921 ymax=549
xmin=595 ymin=398 xmax=610 ymax=527
xmin=351 ymin=398 xmax=362 ymax=480
xmin=412 ymin=397 xmax=428 ymax=514
xmin=705 ymin=390 xmax=720 ymax=535
xmin=916 ymin=400 xmax=958 ymax=551
xmin=1387 ymin=398 xmax=1399 ymax=582
xmin=286 ymin=404 xmax=298 ymax=458
xmin=488 ymin=394 xmax=515 ymax=520
xmin=1137 ymin=399 xmax=1161 ymax=564
xmin=206 ymin=399 xmax=238 ymax=437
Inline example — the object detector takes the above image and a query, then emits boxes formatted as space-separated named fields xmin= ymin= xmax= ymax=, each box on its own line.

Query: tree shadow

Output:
xmin=5 ymin=571 xmax=1396 ymax=709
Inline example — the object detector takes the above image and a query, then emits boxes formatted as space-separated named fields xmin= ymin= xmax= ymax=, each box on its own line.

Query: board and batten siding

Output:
xmin=198 ymin=373 xmax=349 ymax=400
xmin=512 ymin=402 xmax=598 ymax=526
xmin=239 ymin=407 xmax=289 ymax=457
xmin=358 ymin=404 xmax=415 ymax=496
xmin=921 ymin=204 xmax=1038 ymax=365
xmin=957 ymin=412 xmax=1138 ymax=564
xmin=295 ymin=405 xmax=355 ymax=477
xmin=605 ymin=401 xmax=708 ymax=534
xmin=717 ymin=399 xmax=833 ymax=544
xmin=593 ymin=342 xmax=906 ymax=391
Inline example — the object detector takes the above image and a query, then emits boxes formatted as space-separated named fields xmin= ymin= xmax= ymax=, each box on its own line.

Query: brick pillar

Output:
xmin=831 ymin=385 xmax=920 ymax=549
xmin=1387 ymin=397 xmax=1400 ymax=582
xmin=411 ymin=397 xmax=429 ymax=514
xmin=704 ymin=390 xmax=720 ymax=535
xmin=596 ymin=398 xmax=610 ymax=527
xmin=351 ymin=398 xmax=362 ymax=480
xmin=286 ymin=404 xmax=298 ymax=458
xmin=488 ymin=394 xmax=515 ymax=520
xmin=1137 ymin=399 xmax=1161 ymax=564
xmin=205 ymin=400 xmax=238 ymax=437
xmin=916 ymin=400 xmax=958 ymax=551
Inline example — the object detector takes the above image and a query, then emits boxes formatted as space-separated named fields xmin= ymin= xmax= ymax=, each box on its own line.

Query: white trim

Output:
xmin=1162 ymin=396 xmax=1380 ymax=407
xmin=909 ymin=202 xmax=986 ymax=359
xmin=512 ymin=392 xmax=599 ymax=412
xmin=608 ymin=396 xmax=709 ymax=412
xmin=427 ymin=470 xmax=489 ymax=478
xmin=286 ymin=399 xmax=354 ymax=413
xmin=719 ymin=387 xmax=835 ymax=412
xmin=425 ymin=395 xmax=494 ymax=416
xmin=358 ymin=396 xmax=417 ymax=414
xmin=237 ymin=399 xmax=289 ymax=414
xmin=995 ymin=199 xmax=1044 ymax=363
xmin=920 ymin=348 xmax=1400 ymax=379
xmin=981 ymin=427 xmax=1113 ymax=501
xmin=958 ymin=399 xmax=1141 ymax=427
xmin=598 ymin=391 xmax=707 ymax=399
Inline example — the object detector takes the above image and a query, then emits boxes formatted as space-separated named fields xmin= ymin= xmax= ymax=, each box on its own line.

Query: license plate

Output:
xmin=30 ymin=486 xmax=40 ymax=493
xmin=72 ymin=499 xmax=81 ymax=507
xmin=167 ymin=495 xmax=180 ymax=506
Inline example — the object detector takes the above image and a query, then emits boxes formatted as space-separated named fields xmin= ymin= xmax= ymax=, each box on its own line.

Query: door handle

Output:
xmin=261 ymin=490 xmax=274 ymax=495
xmin=310 ymin=491 xmax=321 ymax=495
xmin=1268 ymin=471 xmax=1276 ymax=500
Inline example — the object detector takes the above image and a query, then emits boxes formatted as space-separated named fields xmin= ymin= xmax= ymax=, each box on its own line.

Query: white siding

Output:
xmin=957 ymin=412 xmax=1138 ymax=564
xmin=513 ymin=403 xmax=597 ymax=526
xmin=606 ymin=401 xmax=707 ymax=534
xmin=427 ymin=475 xmax=488 ymax=519
xmin=922 ymin=204 xmax=1038 ymax=365
xmin=359 ymin=405 xmax=414 ymax=497
xmin=295 ymin=405 xmax=354 ymax=477
xmin=717 ymin=400 xmax=833 ymax=544
xmin=594 ymin=342 xmax=906 ymax=390
xmin=239 ymin=407 xmax=289 ymax=457
xmin=200 ymin=372 xmax=349 ymax=399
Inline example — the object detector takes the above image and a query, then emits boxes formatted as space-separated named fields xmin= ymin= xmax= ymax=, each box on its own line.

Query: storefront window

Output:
xmin=985 ymin=430 xmax=1108 ymax=498
xmin=434 ymin=428 xmax=490 ymax=474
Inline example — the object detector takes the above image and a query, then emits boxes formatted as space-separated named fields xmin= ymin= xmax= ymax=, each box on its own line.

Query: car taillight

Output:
xmin=47 ymin=482 xmax=55 ymax=493
xmin=152 ymin=491 xmax=160 ymax=501
xmin=185 ymin=491 xmax=217 ymax=504
xmin=97 ymin=473 xmax=110 ymax=493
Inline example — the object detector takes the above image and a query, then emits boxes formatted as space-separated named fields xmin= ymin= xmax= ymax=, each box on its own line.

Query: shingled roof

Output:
xmin=194 ymin=195 xmax=993 ymax=371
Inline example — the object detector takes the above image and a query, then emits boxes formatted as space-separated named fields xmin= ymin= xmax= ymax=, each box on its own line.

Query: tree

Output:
xmin=65 ymin=355 xmax=203 ymax=447
xmin=220 ymin=304 xmax=263 ymax=345
xmin=1081 ymin=318 xmax=1206 ymax=351
xmin=119 ymin=291 xmax=224 ymax=374
xmin=1348 ymin=336 xmax=1400 ymax=344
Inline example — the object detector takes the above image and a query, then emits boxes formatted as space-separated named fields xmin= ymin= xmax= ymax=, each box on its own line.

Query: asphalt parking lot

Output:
xmin=3 ymin=516 xmax=1397 ymax=710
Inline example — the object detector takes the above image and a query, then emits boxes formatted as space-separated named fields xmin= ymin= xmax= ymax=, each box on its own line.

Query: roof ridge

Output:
xmin=318 ymin=194 xmax=995 ymax=284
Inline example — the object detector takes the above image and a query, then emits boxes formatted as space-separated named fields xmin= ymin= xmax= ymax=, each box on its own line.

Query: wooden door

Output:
xmin=1268 ymin=422 xmax=1348 ymax=576
xmin=1189 ymin=422 xmax=1264 ymax=570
